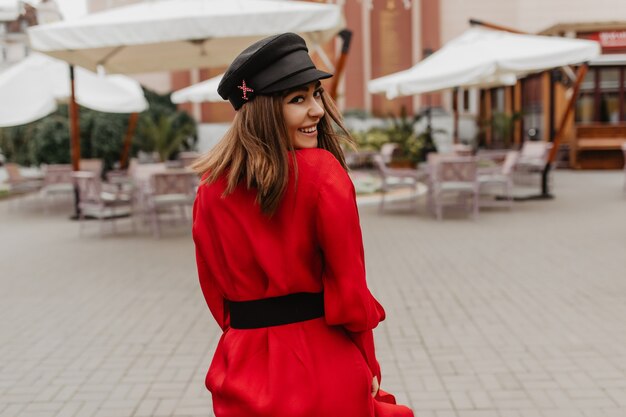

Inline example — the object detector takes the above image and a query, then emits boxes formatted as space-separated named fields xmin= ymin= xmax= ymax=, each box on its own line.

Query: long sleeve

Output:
xmin=315 ymin=156 xmax=385 ymax=379
xmin=193 ymin=186 xmax=230 ymax=331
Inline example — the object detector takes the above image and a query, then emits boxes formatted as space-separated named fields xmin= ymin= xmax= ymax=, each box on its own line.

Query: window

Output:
xmin=522 ymin=74 xmax=544 ymax=139
xmin=575 ymin=66 xmax=626 ymax=124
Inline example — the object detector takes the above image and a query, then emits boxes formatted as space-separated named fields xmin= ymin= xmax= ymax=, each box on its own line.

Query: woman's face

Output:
xmin=282 ymin=82 xmax=325 ymax=149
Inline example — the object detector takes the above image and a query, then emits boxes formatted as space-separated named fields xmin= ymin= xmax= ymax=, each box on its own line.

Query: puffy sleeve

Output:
xmin=315 ymin=155 xmax=386 ymax=380
xmin=193 ymin=184 xmax=230 ymax=331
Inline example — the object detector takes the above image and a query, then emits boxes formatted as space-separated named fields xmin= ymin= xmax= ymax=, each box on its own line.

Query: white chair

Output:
xmin=73 ymin=171 xmax=134 ymax=236
xmin=4 ymin=163 xmax=43 ymax=194
xmin=371 ymin=154 xmax=424 ymax=213
xmin=146 ymin=170 xmax=198 ymax=237
xmin=129 ymin=161 xmax=167 ymax=221
xmin=477 ymin=150 xmax=519 ymax=208
xmin=39 ymin=164 xmax=73 ymax=213
xmin=513 ymin=141 xmax=553 ymax=186
xmin=178 ymin=151 xmax=202 ymax=168
xmin=428 ymin=155 xmax=479 ymax=220
xmin=79 ymin=158 xmax=103 ymax=177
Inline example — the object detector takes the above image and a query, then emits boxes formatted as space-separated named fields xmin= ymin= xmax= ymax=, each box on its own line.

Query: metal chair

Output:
xmin=72 ymin=171 xmax=134 ymax=236
xmin=477 ymin=150 xmax=519 ymax=208
xmin=513 ymin=141 xmax=553 ymax=187
xmin=4 ymin=163 xmax=42 ymax=194
xmin=39 ymin=164 xmax=73 ymax=213
xmin=146 ymin=170 xmax=198 ymax=237
xmin=371 ymin=154 xmax=424 ymax=213
xmin=428 ymin=155 xmax=479 ymax=220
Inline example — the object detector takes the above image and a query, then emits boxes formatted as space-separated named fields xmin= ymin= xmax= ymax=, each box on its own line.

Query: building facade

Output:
xmin=82 ymin=0 xmax=626 ymax=165
xmin=0 ymin=1 xmax=35 ymax=71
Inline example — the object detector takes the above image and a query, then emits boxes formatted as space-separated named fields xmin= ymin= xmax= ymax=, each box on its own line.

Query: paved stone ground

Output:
xmin=1 ymin=170 xmax=625 ymax=417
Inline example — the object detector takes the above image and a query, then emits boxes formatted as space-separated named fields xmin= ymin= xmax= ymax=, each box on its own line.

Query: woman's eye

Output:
xmin=314 ymin=88 xmax=323 ymax=98
xmin=289 ymin=96 xmax=305 ymax=104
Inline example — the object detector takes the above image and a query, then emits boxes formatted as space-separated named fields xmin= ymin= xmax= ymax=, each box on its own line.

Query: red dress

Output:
xmin=193 ymin=148 xmax=413 ymax=417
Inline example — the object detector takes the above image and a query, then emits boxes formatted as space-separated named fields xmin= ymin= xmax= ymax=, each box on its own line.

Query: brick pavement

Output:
xmin=0 ymin=170 xmax=625 ymax=417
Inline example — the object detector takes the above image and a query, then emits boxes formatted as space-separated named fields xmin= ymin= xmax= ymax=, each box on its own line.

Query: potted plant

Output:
xmin=480 ymin=111 xmax=522 ymax=149
xmin=386 ymin=107 xmax=439 ymax=167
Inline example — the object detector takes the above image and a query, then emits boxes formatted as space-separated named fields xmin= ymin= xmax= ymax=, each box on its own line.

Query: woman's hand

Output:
xmin=371 ymin=376 xmax=379 ymax=397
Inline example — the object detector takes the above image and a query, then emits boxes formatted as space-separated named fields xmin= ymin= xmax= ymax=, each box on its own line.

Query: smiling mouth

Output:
xmin=298 ymin=126 xmax=317 ymax=134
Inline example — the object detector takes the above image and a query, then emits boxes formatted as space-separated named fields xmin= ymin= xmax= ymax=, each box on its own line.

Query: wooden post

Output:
xmin=119 ymin=112 xmax=139 ymax=169
xmin=69 ymin=65 xmax=81 ymax=219
xmin=541 ymin=71 xmax=551 ymax=142
xmin=484 ymin=89 xmax=492 ymax=147
xmin=69 ymin=65 xmax=80 ymax=171
xmin=539 ymin=64 xmax=588 ymax=196
xmin=328 ymin=30 xmax=353 ymax=101
xmin=469 ymin=18 xmax=525 ymax=34
xmin=504 ymin=85 xmax=513 ymax=147
xmin=452 ymin=87 xmax=459 ymax=144
xmin=547 ymin=65 xmax=588 ymax=165
xmin=513 ymin=81 xmax=522 ymax=147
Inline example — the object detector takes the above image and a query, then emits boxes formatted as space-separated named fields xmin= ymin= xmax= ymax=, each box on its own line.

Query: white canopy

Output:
xmin=368 ymin=27 xmax=601 ymax=99
xmin=0 ymin=0 xmax=19 ymax=21
xmin=171 ymin=73 xmax=223 ymax=104
xmin=0 ymin=53 xmax=148 ymax=127
xmin=28 ymin=0 xmax=343 ymax=74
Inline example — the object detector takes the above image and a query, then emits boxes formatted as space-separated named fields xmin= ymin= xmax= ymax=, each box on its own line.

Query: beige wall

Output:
xmin=516 ymin=0 xmax=626 ymax=34
xmin=440 ymin=0 xmax=517 ymax=42
xmin=130 ymin=72 xmax=171 ymax=94
xmin=441 ymin=0 xmax=626 ymax=42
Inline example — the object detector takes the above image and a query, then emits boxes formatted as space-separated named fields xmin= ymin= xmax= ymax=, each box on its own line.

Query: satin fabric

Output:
xmin=193 ymin=148 xmax=413 ymax=417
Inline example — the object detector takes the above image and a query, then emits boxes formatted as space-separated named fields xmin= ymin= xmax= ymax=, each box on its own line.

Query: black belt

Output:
xmin=228 ymin=292 xmax=324 ymax=329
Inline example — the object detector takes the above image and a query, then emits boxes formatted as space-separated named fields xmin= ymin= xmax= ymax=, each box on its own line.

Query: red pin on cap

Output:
xmin=237 ymin=80 xmax=254 ymax=101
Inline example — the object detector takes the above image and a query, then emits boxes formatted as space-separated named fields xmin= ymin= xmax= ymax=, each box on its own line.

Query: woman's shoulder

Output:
xmin=295 ymin=148 xmax=344 ymax=172
xmin=295 ymin=148 xmax=352 ymax=192
xmin=196 ymin=171 xmax=228 ymax=199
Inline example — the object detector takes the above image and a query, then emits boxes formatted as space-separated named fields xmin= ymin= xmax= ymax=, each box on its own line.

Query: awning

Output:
xmin=368 ymin=26 xmax=601 ymax=98
xmin=28 ymin=0 xmax=343 ymax=74
xmin=0 ymin=53 xmax=148 ymax=127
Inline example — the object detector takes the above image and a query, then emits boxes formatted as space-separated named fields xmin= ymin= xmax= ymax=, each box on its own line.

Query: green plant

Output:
xmin=32 ymin=114 xmax=71 ymax=165
xmin=343 ymin=108 xmax=371 ymax=120
xmin=383 ymin=107 xmax=439 ymax=165
xmin=88 ymin=111 xmax=130 ymax=172
xmin=351 ymin=107 xmax=440 ymax=166
xmin=351 ymin=128 xmax=391 ymax=152
xmin=481 ymin=111 xmax=522 ymax=148
xmin=135 ymin=110 xmax=197 ymax=162
xmin=0 ymin=88 xmax=197 ymax=171
xmin=0 ymin=123 xmax=38 ymax=166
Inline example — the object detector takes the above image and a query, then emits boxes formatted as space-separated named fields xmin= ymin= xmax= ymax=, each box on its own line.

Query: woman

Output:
xmin=192 ymin=33 xmax=413 ymax=417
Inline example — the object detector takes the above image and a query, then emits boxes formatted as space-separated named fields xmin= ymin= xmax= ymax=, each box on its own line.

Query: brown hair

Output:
xmin=192 ymin=87 xmax=355 ymax=216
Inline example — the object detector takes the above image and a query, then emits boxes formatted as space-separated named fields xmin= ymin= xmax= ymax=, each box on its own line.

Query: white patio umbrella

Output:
xmin=0 ymin=53 xmax=148 ymax=127
xmin=368 ymin=25 xmax=601 ymax=199
xmin=171 ymin=73 xmax=223 ymax=104
xmin=0 ymin=0 xmax=19 ymax=21
xmin=368 ymin=26 xmax=601 ymax=99
xmin=27 ymin=0 xmax=343 ymax=74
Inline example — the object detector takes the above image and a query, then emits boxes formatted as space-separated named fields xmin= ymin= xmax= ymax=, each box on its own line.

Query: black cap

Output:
xmin=218 ymin=33 xmax=333 ymax=110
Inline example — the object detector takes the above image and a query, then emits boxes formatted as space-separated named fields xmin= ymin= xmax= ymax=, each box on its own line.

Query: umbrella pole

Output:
xmin=120 ymin=112 xmax=139 ymax=169
xmin=514 ymin=64 xmax=588 ymax=201
xmin=452 ymin=87 xmax=459 ymax=144
xmin=69 ymin=65 xmax=82 ymax=219
xmin=328 ymin=29 xmax=353 ymax=101
xmin=540 ymin=63 xmax=588 ymax=196
xmin=469 ymin=18 xmax=525 ymax=34
xmin=468 ymin=19 xmax=589 ymax=200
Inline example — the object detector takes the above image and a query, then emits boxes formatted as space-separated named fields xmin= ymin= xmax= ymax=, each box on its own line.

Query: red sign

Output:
xmin=584 ymin=31 xmax=626 ymax=49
